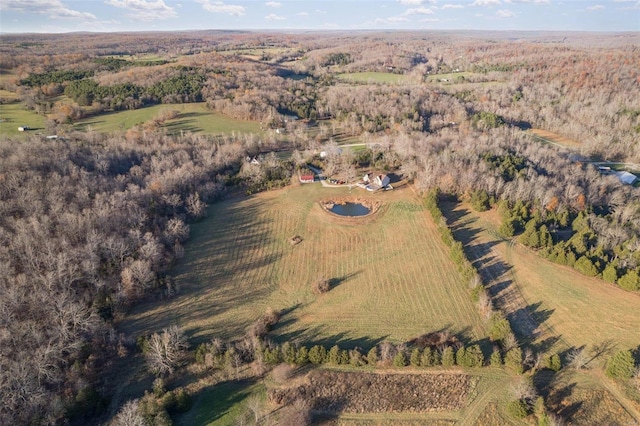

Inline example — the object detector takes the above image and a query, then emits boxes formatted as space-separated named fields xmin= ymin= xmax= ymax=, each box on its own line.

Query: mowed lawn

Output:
xmin=451 ymin=203 xmax=640 ymax=352
xmin=337 ymin=72 xmax=412 ymax=84
xmin=122 ymin=184 xmax=486 ymax=348
xmin=0 ymin=102 xmax=47 ymax=137
xmin=74 ymin=102 xmax=262 ymax=135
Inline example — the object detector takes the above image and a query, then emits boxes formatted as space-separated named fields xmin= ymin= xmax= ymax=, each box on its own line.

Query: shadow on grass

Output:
xmin=121 ymin=196 xmax=284 ymax=343
xmin=176 ymin=379 xmax=258 ymax=426
xmin=272 ymin=322 xmax=388 ymax=352
xmin=328 ymin=270 xmax=361 ymax=290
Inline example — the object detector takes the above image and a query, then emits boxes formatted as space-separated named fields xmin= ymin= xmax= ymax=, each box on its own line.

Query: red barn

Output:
xmin=300 ymin=174 xmax=315 ymax=183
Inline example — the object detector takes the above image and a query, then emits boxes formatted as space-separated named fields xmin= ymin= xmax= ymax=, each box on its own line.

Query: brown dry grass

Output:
xmin=529 ymin=128 xmax=582 ymax=149
xmin=443 ymin=201 xmax=640 ymax=353
xmin=121 ymin=184 xmax=487 ymax=350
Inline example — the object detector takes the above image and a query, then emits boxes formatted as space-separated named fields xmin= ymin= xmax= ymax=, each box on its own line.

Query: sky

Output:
xmin=0 ymin=0 xmax=638 ymax=33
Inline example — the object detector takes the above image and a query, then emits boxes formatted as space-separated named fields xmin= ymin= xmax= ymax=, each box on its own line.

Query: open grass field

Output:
xmin=443 ymin=201 xmax=640 ymax=354
xmin=120 ymin=184 xmax=496 ymax=425
xmin=74 ymin=102 xmax=262 ymax=135
xmin=0 ymin=89 xmax=18 ymax=100
xmin=122 ymin=184 xmax=487 ymax=349
xmin=337 ymin=72 xmax=412 ymax=84
xmin=527 ymin=128 xmax=582 ymax=149
xmin=0 ymin=102 xmax=47 ymax=137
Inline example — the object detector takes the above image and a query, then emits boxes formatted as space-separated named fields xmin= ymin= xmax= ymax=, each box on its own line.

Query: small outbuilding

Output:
xmin=299 ymin=174 xmax=315 ymax=183
xmin=616 ymin=171 xmax=638 ymax=185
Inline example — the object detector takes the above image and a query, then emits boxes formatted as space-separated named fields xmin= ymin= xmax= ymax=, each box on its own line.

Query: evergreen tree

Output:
xmin=490 ymin=349 xmax=502 ymax=367
xmin=505 ymin=347 xmax=524 ymax=374
xmin=295 ymin=346 xmax=309 ymax=365
xmin=327 ymin=345 xmax=341 ymax=365
xmin=489 ymin=312 xmax=512 ymax=342
xmin=410 ymin=348 xmax=422 ymax=367
xmin=281 ymin=342 xmax=296 ymax=365
xmin=366 ymin=347 xmax=378 ymax=366
xmin=602 ymin=263 xmax=618 ymax=283
xmin=308 ymin=345 xmax=326 ymax=364
xmin=338 ymin=349 xmax=350 ymax=365
xmin=393 ymin=351 xmax=407 ymax=367
xmin=442 ymin=347 xmax=455 ymax=367
xmin=544 ymin=353 xmax=561 ymax=372
xmin=605 ymin=349 xmax=636 ymax=379
xmin=539 ymin=224 xmax=552 ymax=248
xmin=421 ymin=347 xmax=434 ymax=367
xmin=456 ymin=347 xmax=467 ymax=366
xmin=574 ymin=256 xmax=599 ymax=277
xmin=464 ymin=344 xmax=484 ymax=368
xmin=617 ymin=269 xmax=640 ymax=291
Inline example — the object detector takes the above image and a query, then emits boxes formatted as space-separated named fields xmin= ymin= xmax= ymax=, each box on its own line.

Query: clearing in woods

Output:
xmin=528 ymin=128 xmax=582 ymax=149
xmin=337 ymin=72 xmax=413 ymax=84
xmin=0 ymin=102 xmax=47 ymax=137
xmin=122 ymin=183 xmax=487 ymax=349
xmin=73 ymin=102 xmax=262 ymax=135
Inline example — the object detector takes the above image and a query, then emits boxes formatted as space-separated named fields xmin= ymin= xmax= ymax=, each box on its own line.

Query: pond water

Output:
xmin=330 ymin=202 xmax=370 ymax=217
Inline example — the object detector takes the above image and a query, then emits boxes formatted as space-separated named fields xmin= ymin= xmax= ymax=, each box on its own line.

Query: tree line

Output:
xmin=0 ymin=131 xmax=246 ymax=424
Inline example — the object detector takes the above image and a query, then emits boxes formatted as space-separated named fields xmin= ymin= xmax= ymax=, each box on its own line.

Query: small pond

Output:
xmin=330 ymin=202 xmax=370 ymax=217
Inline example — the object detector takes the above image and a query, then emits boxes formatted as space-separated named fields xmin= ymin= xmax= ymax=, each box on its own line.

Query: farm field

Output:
xmin=74 ymin=102 xmax=262 ymax=135
xmin=180 ymin=365 xmax=521 ymax=426
xmin=0 ymin=102 xmax=47 ymax=137
xmin=443 ymin=201 xmax=640 ymax=353
xmin=122 ymin=184 xmax=487 ymax=347
xmin=337 ymin=72 xmax=412 ymax=84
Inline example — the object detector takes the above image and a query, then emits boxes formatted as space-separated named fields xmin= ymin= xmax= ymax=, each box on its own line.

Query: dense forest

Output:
xmin=0 ymin=30 xmax=639 ymax=425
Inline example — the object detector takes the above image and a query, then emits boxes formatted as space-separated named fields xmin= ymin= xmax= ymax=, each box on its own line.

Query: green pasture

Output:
xmin=176 ymin=381 xmax=266 ymax=426
xmin=0 ymin=102 xmax=47 ymax=137
xmin=74 ymin=103 xmax=262 ymax=135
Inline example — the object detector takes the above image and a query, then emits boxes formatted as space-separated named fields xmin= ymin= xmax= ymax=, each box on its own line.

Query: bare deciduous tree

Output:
xmin=146 ymin=325 xmax=188 ymax=376
xmin=111 ymin=400 xmax=146 ymax=426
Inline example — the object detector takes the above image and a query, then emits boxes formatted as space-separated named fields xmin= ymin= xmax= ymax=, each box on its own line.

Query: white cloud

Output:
xmin=496 ymin=8 xmax=516 ymax=17
xmin=296 ymin=11 xmax=309 ymax=16
xmin=402 ymin=6 xmax=435 ymax=15
xmin=441 ymin=4 xmax=464 ymax=9
xmin=105 ymin=0 xmax=177 ymax=21
xmin=504 ymin=0 xmax=549 ymax=3
xmin=265 ymin=1 xmax=282 ymax=7
xmin=265 ymin=13 xmax=285 ymax=20
xmin=398 ymin=0 xmax=423 ymax=4
xmin=388 ymin=16 xmax=409 ymax=22
xmin=419 ymin=17 xmax=440 ymax=22
xmin=0 ymin=0 xmax=96 ymax=20
xmin=197 ymin=0 xmax=246 ymax=16
xmin=471 ymin=0 xmax=501 ymax=6
xmin=586 ymin=4 xmax=605 ymax=10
